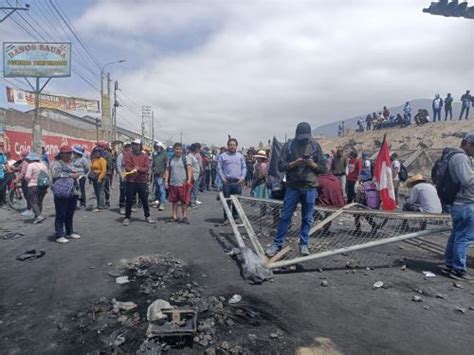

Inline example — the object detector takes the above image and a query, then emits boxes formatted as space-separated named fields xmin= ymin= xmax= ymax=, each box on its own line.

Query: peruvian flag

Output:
xmin=374 ymin=135 xmax=397 ymax=210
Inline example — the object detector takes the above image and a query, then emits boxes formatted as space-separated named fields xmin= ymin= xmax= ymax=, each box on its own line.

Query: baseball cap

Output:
xmin=60 ymin=145 xmax=73 ymax=153
xmin=464 ymin=132 xmax=474 ymax=144
xmin=132 ymin=139 xmax=141 ymax=145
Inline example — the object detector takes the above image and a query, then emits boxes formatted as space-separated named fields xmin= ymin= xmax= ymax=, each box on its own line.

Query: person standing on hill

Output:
xmin=459 ymin=90 xmax=472 ymax=120
xmin=403 ymin=102 xmax=412 ymax=122
xmin=365 ymin=114 xmax=372 ymax=131
xmin=444 ymin=93 xmax=453 ymax=121
xmin=432 ymin=94 xmax=443 ymax=122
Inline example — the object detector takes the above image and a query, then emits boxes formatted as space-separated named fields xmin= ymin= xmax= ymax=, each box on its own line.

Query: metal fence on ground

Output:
xmin=221 ymin=195 xmax=452 ymax=270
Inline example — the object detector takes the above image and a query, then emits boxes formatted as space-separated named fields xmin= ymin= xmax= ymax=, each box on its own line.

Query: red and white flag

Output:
xmin=374 ymin=135 xmax=396 ymax=210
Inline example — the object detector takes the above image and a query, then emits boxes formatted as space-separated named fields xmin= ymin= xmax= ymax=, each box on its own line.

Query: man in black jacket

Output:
xmin=265 ymin=122 xmax=326 ymax=257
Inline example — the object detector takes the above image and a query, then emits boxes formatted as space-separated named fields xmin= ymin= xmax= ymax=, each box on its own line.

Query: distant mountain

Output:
xmin=314 ymin=99 xmax=465 ymax=137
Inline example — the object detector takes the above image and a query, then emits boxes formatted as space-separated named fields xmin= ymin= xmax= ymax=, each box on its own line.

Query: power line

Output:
xmin=49 ymin=0 xmax=102 ymax=69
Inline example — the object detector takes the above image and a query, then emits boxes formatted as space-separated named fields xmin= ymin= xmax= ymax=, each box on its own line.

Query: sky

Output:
xmin=1 ymin=0 xmax=473 ymax=146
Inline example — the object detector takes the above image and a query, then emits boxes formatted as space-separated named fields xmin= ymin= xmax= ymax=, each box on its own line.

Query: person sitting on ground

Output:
xmin=24 ymin=152 xmax=49 ymax=224
xmin=164 ymin=142 xmax=193 ymax=224
xmin=403 ymin=174 xmax=441 ymax=213
xmin=414 ymin=109 xmax=428 ymax=125
xmin=90 ymin=147 xmax=107 ymax=212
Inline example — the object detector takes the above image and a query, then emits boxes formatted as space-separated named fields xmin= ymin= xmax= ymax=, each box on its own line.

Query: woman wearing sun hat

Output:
xmin=252 ymin=150 xmax=270 ymax=199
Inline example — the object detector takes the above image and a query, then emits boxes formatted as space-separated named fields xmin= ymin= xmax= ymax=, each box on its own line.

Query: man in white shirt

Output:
xmin=390 ymin=153 xmax=401 ymax=206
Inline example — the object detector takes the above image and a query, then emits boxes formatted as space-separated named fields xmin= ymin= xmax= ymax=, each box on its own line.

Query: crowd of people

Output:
xmin=0 ymin=119 xmax=473 ymax=281
xmin=346 ymin=90 xmax=473 ymax=135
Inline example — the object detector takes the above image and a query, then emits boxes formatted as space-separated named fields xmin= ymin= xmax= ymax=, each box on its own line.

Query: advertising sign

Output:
xmin=4 ymin=130 xmax=94 ymax=160
xmin=6 ymin=87 xmax=100 ymax=113
xmin=3 ymin=42 xmax=71 ymax=78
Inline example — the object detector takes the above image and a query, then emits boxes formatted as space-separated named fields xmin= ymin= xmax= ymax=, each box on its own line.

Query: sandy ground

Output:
xmin=0 ymin=185 xmax=473 ymax=354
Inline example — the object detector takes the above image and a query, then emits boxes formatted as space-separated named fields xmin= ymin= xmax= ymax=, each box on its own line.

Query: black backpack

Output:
xmin=398 ymin=164 xmax=408 ymax=182
xmin=431 ymin=148 xmax=463 ymax=205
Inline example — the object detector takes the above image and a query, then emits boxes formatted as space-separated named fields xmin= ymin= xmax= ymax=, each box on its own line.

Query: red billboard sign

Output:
xmin=3 ymin=130 xmax=95 ymax=160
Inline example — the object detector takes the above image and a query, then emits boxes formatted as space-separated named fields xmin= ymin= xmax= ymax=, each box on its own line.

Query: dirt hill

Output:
xmin=317 ymin=120 xmax=473 ymax=154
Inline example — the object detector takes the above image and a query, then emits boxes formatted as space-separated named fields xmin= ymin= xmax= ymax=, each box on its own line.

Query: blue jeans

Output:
xmin=223 ymin=180 xmax=242 ymax=219
xmin=153 ymin=174 xmax=166 ymax=205
xmin=215 ymin=175 xmax=223 ymax=192
xmin=93 ymin=180 xmax=105 ymax=209
xmin=273 ymin=187 xmax=317 ymax=247
xmin=191 ymin=176 xmax=202 ymax=203
xmin=445 ymin=203 xmax=474 ymax=272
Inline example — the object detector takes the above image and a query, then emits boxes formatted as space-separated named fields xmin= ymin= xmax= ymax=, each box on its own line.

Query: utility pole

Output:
xmin=141 ymin=106 xmax=151 ymax=145
xmin=151 ymin=110 xmax=155 ymax=143
xmin=112 ymin=80 xmax=119 ymax=141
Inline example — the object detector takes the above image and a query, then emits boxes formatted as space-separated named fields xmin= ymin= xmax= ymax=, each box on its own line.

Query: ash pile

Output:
xmin=62 ymin=254 xmax=293 ymax=354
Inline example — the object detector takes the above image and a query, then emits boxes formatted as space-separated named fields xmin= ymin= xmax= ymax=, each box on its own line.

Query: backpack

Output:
xmin=398 ymin=164 xmax=408 ymax=182
xmin=52 ymin=177 xmax=75 ymax=199
xmin=431 ymin=148 xmax=463 ymax=205
xmin=37 ymin=170 xmax=50 ymax=187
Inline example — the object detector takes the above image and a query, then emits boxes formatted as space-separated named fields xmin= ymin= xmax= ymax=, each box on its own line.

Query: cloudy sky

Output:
xmin=1 ymin=0 xmax=473 ymax=146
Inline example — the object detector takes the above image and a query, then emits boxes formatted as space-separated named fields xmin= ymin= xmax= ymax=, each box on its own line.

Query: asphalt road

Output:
xmin=0 ymin=184 xmax=473 ymax=354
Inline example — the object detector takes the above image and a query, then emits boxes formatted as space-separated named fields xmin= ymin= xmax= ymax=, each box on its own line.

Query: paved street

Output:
xmin=0 ymin=186 xmax=473 ymax=354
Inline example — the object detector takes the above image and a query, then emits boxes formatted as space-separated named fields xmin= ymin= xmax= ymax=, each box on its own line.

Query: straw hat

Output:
xmin=406 ymin=173 xmax=426 ymax=188
xmin=254 ymin=150 xmax=267 ymax=159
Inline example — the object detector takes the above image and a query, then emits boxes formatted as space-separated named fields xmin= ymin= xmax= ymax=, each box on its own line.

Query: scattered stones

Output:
xmin=270 ymin=333 xmax=279 ymax=338
xmin=469 ymin=306 xmax=474 ymax=311
xmin=400 ymin=265 xmax=407 ymax=271
xmin=113 ymin=334 xmax=126 ymax=346
xmin=320 ymin=280 xmax=329 ymax=287
xmin=372 ymin=281 xmax=384 ymax=289
xmin=317 ymin=268 xmax=324 ymax=273
xmin=115 ymin=276 xmax=129 ymax=284
xmin=456 ymin=307 xmax=466 ymax=314
xmin=228 ymin=294 xmax=242 ymax=304
xmin=453 ymin=282 xmax=464 ymax=289
xmin=112 ymin=299 xmax=137 ymax=313
xmin=108 ymin=271 xmax=123 ymax=278
xmin=220 ymin=341 xmax=231 ymax=350
xmin=412 ymin=295 xmax=422 ymax=302
xmin=436 ymin=293 xmax=446 ymax=300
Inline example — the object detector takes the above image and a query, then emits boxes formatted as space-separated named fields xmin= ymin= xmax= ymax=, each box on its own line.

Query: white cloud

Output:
xmin=72 ymin=0 xmax=474 ymax=146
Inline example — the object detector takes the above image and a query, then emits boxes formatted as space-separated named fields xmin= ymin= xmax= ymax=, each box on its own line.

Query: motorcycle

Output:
xmin=6 ymin=172 xmax=27 ymax=211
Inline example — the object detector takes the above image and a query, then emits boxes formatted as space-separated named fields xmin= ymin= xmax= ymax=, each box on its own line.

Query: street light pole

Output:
xmin=100 ymin=59 xmax=125 ymax=142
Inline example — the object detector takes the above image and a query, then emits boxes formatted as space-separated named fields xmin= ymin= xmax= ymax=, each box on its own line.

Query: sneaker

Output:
xmin=153 ymin=200 xmax=160 ymax=206
xmin=146 ymin=217 xmax=155 ymax=224
xmin=440 ymin=266 xmax=452 ymax=275
xmin=33 ymin=215 xmax=45 ymax=224
xmin=299 ymin=245 xmax=310 ymax=256
xmin=158 ymin=205 xmax=165 ymax=211
xmin=265 ymin=244 xmax=282 ymax=257
xmin=449 ymin=269 xmax=474 ymax=281
xmin=92 ymin=208 xmax=102 ymax=212
xmin=67 ymin=233 xmax=81 ymax=239
xmin=189 ymin=203 xmax=198 ymax=208
xmin=56 ymin=237 xmax=69 ymax=244
xmin=167 ymin=217 xmax=178 ymax=223
xmin=131 ymin=207 xmax=137 ymax=212
xmin=196 ymin=200 xmax=202 ymax=205
xmin=181 ymin=216 xmax=190 ymax=224
xmin=122 ymin=218 xmax=130 ymax=226
xmin=21 ymin=210 xmax=33 ymax=217
xmin=119 ymin=208 xmax=125 ymax=215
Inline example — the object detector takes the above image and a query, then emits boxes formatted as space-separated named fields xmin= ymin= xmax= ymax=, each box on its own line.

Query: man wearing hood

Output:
xmin=266 ymin=122 xmax=326 ymax=257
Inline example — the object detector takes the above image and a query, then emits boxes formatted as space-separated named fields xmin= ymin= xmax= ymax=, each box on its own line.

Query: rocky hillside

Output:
xmin=314 ymin=99 xmax=467 ymax=138
xmin=317 ymin=120 xmax=473 ymax=154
